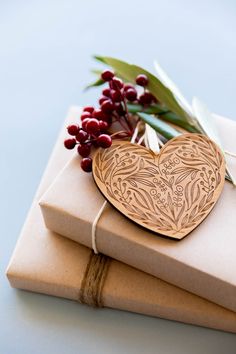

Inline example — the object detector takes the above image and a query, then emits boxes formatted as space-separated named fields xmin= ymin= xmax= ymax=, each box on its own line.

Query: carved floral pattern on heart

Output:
xmin=93 ymin=134 xmax=225 ymax=239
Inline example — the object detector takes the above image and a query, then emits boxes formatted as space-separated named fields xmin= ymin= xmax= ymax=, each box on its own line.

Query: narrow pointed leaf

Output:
xmin=85 ymin=77 xmax=105 ymax=90
xmin=137 ymin=112 xmax=181 ymax=140
xmin=127 ymin=103 xmax=200 ymax=133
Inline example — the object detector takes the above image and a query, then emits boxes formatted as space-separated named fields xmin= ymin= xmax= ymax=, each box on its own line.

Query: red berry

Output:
xmin=67 ymin=124 xmax=79 ymax=136
xmin=83 ymin=106 xmax=94 ymax=113
xmin=125 ymin=88 xmax=137 ymax=102
xmin=151 ymin=94 xmax=158 ymax=103
xmin=97 ymin=134 xmax=112 ymax=148
xmin=109 ymin=77 xmax=123 ymax=90
xmin=92 ymin=108 xmax=107 ymax=121
xmin=113 ymin=77 xmax=124 ymax=89
xmin=77 ymin=143 xmax=91 ymax=157
xmin=101 ymin=70 xmax=114 ymax=81
xmin=99 ymin=96 xmax=108 ymax=105
xmin=81 ymin=118 xmax=90 ymax=131
xmin=102 ymin=88 xmax=111 ymax=97
xmin=76 ymin=130 xmax=88 ymax=143
xmin=101 ymin=100 xmax=114 ymax=113
xmin=136 ymin=74 xmax=148 ymax=87
xmin=111 ymin=89 xmax=122 ymax=102
xmin=99 ymin=120 xmax=108 ymax=131
xmin=101 ymin=114 xmax=112 ymax=124
xmin=123 ymin=83 xmax=135 ymax=92
xmin=139 ymin=92 xmax=153 ymax=105
xmin=64 ymin=138 xmax=76 ymax=150
xmin=86 ymin=118 xmax=100 ymax=135
xmin=92 ymin=109 xmax=111 ymax=124
xmin=146 ymin=93 xmax=157 ymax=103
xmin=81 ymin=157 xmax=92 ymax=172
xmin=81 ymin=112 xmax=92 ymax=121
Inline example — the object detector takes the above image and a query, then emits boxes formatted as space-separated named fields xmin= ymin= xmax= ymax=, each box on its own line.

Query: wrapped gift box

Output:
xmin=6 ymin=107 xmax=236 ymax=333
xmin=40 ymin=109 xmax=236 ymax=312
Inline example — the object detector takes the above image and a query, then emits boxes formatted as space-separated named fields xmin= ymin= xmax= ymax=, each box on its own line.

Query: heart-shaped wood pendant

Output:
xmin=93 ymin=134 xmax=225 ymax=239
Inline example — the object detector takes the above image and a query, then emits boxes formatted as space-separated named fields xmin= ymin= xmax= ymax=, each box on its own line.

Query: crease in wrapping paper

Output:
xmin=6 ymin=106 xmax=236 ymax=334
xmin=39 ymin=111 xmax=236 ymax=313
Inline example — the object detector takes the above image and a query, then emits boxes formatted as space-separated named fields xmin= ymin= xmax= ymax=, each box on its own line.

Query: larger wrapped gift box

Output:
xmin=6 ymin=107 xmax=236 ymax=333
xmin=40 ymin=110 xmax=236 ymax=312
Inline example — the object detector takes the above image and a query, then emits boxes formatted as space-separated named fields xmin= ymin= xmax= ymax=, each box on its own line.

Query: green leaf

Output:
xmin=84 ymin=77 xmax=105 ymax=90
xmin=94 ymin=56 xmax=192 ymax=124
xmin=137 ymin=112 xmax=181 ymax=140
xmin=127 ymin=103 xmax=168 ymax=115
xmin=158 ymin=111 xmax=201 ymax=133
xmin=127 ymin=103 xmax=200 ymax=133
xmin=94 ymin=56 xmax=107 ymax=64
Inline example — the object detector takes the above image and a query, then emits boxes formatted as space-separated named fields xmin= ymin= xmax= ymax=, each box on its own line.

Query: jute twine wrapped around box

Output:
xmin=78 ymin=252 xmax=111 ymax=307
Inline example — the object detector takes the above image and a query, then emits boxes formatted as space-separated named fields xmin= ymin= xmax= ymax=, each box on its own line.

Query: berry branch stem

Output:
xmin=122 ymin=96 xmax=133 ymax=132
xmin=112 ymin=112 xmax=132 ymax=134
xmin=110 ymin=131 xmax=130 ymax=138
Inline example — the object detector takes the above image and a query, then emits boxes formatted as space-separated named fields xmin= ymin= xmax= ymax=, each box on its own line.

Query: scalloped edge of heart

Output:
xmin=92 ymin=133 xmax=226 ymax=240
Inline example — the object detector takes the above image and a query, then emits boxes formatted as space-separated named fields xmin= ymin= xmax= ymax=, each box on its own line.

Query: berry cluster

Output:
xmin=64 ymin=70 xmax=156 ymax=172
xmin=64 ymin=113 xmax=112 ymax=172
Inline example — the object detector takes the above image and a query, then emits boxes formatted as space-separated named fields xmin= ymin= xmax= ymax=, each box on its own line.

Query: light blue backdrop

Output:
xmin=1 ymin=1 xmax=236 ymax=353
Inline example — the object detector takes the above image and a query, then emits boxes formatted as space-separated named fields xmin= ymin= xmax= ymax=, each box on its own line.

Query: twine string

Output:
xmin=78 ymin=252 xmax=111 ymax=307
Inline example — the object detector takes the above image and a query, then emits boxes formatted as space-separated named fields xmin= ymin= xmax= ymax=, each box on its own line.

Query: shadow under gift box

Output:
xmin=6 ymin=107 xmax=236 ymax=333
xmin=39 ymin=108 xmax=236 ymax=313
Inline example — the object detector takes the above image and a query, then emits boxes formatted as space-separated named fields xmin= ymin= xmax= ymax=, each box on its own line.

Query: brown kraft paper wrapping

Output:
xmin=40 ymin=108 xmax=236 ymax=313
xmin=6 ymin=107 xmax=236 ymax=333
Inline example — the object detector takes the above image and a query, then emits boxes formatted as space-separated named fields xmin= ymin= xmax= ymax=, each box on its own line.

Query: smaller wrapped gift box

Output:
xmin=40 ymin=110 xmax=236 ymax=313
xmin=6 ymin=107 xmax=236 ymax=333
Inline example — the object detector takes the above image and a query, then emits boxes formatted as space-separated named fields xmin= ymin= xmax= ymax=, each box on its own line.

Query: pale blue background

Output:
xmin=1 ymin=1 xmax=236 ymax=353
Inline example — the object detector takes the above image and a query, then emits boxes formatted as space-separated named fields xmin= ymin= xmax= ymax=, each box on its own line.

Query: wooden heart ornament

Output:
xmin=92 ymin=134 xmax=225 ymax=239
